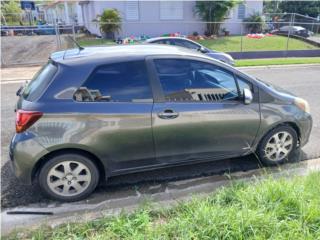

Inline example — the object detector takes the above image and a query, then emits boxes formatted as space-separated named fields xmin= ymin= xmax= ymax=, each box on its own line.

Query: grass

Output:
xmin=235 ymin=57 xmax=320 ymax=67
xmin=76 ymin=35 xmax=318 ymax=52
xmin=6 ymin=172 xmax=320 ymax=240
xmin=198 ymin=35 xmax=318 ymax=52
xmin=77 ymin=38 xmax=115 ymax=47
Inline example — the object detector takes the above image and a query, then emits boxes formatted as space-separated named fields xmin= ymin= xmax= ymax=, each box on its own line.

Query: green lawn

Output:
xmin=6 ymin=172 xmax=320 ymax=240
xmin=236 ymin=57 xmax=320 ymax=67
xmin=77 ymin=36 xmax=318 ymax=52
xmin=198 ymin=35 xmax=318 ymax=52
xmin=77 ymin=38 xmax=115 ymax=47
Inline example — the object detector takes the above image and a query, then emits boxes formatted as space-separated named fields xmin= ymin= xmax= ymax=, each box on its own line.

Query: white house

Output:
xmin=37 ymin=0 xmax=83 ymax=25
xmin=39 ymin=1 xmax=263 ymax=36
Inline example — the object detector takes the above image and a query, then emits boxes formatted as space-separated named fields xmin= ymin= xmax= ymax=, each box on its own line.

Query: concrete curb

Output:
xmin=237 ymin=63 xmax=320 ymax=70
xmin=2 ymin=157 xmax=320 ymax=237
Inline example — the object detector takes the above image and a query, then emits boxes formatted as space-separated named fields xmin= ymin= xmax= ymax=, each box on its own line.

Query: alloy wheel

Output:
xmin=47 ymin=161 xmax=92 ymax=197
xmin=264 ymin=131 xmax=293 ymax=162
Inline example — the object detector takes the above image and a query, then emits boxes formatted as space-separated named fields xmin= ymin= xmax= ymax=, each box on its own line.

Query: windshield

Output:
xmin=22 ymin=61 xmax=57 ymax=101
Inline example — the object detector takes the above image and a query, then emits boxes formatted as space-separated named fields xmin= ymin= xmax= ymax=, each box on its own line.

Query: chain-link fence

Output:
xmin=1 ymin=19 xmax=319 ymax=67
xmin=1 ymin=24 xmax=77 ymax=66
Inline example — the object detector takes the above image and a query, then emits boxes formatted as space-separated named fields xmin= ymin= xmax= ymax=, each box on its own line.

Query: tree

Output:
xmin=278 ymin=1 xmax=320 ymax=18
xmin=1 ymin=0 xmax=22 ymax=24
xmin=243 ymin=12 xmax=265 ymax=33
xmin=94 ymin=9 xmax=122 ymax=40
xmin=263 ymin=0 xmax=281 ymax=15
xmin=264 ymin=0 xmax=320 ymax=18
xmin=194 ymin=0 xmax=240 ymax=36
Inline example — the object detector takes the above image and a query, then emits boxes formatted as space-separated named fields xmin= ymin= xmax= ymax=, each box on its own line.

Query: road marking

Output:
xmin=237 ymin=63 xmax=320 ymax=70
xmin=1 ymin=80 xmax=29 ymax=85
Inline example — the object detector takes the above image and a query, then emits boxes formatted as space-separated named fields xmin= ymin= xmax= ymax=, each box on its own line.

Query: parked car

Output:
xmin=146 ymin=37 xmax=235 ymax=66
xmin=10 ymin=45 xmax=312 ymax=201
xmin=34 ymin=24 xmax=56 ymax=35
xmin=271 ymin=26 xmax=314 ymax=38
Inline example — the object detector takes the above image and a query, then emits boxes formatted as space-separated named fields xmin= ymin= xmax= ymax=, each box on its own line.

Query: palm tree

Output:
xmin=95 ymin=9 xmax=122 ymax=39
xmin=194 ymin=1 xmax=240 ymax=36
xmin=243 ymin=12 xmax=265 ymax=33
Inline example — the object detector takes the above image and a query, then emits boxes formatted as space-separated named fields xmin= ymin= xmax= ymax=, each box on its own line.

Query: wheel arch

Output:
xmin=256 ymin=121 xmax=301 ymax=149
xmin=31 ymin=148 xmax=106 ymax=184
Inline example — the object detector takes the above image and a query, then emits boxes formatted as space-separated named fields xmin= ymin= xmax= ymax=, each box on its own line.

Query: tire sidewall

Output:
xmin=258 ymin=125 xmax=298 ymax=166
xmin=38 ymin=154 xmax=99 ymax=202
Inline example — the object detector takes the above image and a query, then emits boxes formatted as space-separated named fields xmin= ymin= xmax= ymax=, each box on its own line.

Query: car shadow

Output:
xmin=1 ymin=150 xmax=309 ymax=209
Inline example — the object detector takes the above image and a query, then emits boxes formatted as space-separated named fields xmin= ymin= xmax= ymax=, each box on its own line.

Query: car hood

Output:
xmin=256 ymin=78 xmax=297 ymax=102
xmin=205 ymin=51 xmax=234 ymax=65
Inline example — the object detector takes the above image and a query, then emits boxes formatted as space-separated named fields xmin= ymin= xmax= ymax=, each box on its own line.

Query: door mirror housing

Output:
xmin=243 ymin=88 xmax=253 ymax=105
xmin=198 ymin=46 xmax=208 ymax=53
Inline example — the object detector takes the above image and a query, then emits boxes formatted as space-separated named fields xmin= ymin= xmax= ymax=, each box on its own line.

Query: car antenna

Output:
xmin=68 ymin=35 xmax=84 ymax=51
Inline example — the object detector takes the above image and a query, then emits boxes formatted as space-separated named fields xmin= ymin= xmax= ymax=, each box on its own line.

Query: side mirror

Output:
xmin=243 ymin=88 xmax=253 ymax=105
xmin=198 ymin=46 xmax=208 ymax=53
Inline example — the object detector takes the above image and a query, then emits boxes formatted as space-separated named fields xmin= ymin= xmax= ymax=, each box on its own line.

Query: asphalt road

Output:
xmin=1 ymin=65 xmax=319 ymax=209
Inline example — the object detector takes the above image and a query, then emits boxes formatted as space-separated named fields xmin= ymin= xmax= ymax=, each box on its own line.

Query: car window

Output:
xmin=153 ymin=39 xmax=172 ymax=45
xmin=22 ymin=61 xmax=57 ymax=101
xmin=154 ymin=59 xmax=239 ymax=102
xmin=237 ymin=76 xmax=253 ymax=96
xmin=173 ymin=39 xmax=200 ymax=50
xmin=75 ymin=61 xmax=152 ymax=102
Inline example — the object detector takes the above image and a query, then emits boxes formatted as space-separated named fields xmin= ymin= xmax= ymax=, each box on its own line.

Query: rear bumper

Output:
xmin=9 ymin=133 xmax=49 ymax=185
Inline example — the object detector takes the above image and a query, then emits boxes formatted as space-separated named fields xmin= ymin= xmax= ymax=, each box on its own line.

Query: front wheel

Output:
xmin=257 ymin=125 xmax=299 ymax=166
xmin=38 ymin=153 xmax=99 ymax=201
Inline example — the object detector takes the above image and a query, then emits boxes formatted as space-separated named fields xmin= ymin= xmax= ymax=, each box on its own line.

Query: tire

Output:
xmin=38 ymin=153 xmax=99 ymax=202
xmin=257 ymin=125 xmax=299 ymax=166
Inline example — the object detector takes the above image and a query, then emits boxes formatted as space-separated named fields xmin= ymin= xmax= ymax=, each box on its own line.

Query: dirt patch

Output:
xmin=1 ymin=35 xmax=71 ymax=67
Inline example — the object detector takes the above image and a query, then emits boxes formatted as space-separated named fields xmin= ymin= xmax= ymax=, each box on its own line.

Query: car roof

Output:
xmin=146 ymin=36 xmax=200 ymax=44
xmin=280 ymin=26 xmax=305 ymax=31
xmin=50 ymin=44 xmax=210 ymax=65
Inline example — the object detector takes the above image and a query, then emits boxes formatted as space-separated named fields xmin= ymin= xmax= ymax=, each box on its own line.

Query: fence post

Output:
xmin=240 ymin=23 xmax=243 ymax=52
xmin=286 ymin=13 xmax=295 ymax=54
xmin=72 ymin=23 xmax=76 ymax=41
xmin=55 ymin=22 xmax=61 ymax=50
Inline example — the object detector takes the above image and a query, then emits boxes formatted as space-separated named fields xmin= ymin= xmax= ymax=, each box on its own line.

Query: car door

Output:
xmin=73 ymin=60 xmax=156 ymax=171
xmin=149 ymin=57 xmax=261 ymax=164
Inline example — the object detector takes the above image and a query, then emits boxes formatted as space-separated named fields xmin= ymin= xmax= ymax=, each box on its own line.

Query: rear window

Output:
xmin=22 ymin=61 xmax=57 ymax=101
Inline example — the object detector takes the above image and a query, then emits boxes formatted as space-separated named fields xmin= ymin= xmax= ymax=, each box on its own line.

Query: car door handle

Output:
xmin=158 ymin=109 xmax=179 ymax=119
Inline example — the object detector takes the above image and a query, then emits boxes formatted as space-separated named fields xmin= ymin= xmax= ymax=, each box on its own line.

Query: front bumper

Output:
xmin=297 ymin=114 xmax=313 ymax=147
xmin=9 ymin=133 xmax=49 ymax=185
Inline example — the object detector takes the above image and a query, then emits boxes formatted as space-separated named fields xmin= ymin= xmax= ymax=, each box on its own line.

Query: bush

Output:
xmin=2 ymin=0 xmax=22 ymax=24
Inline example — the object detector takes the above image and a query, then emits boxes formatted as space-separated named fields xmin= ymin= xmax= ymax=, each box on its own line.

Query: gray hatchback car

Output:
xmin=10 ymin=45 xmax=312 ymax=201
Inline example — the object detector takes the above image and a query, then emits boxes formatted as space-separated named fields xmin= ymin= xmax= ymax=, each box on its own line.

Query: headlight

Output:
xmin=294 ymin=97 xmax=310 ymax=114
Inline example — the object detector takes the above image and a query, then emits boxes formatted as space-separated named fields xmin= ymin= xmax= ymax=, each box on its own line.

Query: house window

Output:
xmin=126 ymin=1 xmax=139 ymax=21
xmin=160 ymin=1 xmax=183 ymax=20
xmin=238 ymin=4 xmax=246 ymax=19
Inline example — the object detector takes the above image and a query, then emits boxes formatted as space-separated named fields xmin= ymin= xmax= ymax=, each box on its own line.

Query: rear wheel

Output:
xmin=38 ymin=153 xmax=99 ymax=201
xmin=257 ymin=125 xmax=299 ymax=166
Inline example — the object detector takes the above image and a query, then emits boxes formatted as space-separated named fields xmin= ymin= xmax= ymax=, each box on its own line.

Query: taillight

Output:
xmin=16 ymin=110 xmax=43 ymax=133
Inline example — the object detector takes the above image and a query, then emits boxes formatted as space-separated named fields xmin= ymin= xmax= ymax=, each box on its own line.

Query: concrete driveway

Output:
xmin=1 ymin=64 xmax=320 ymax=210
